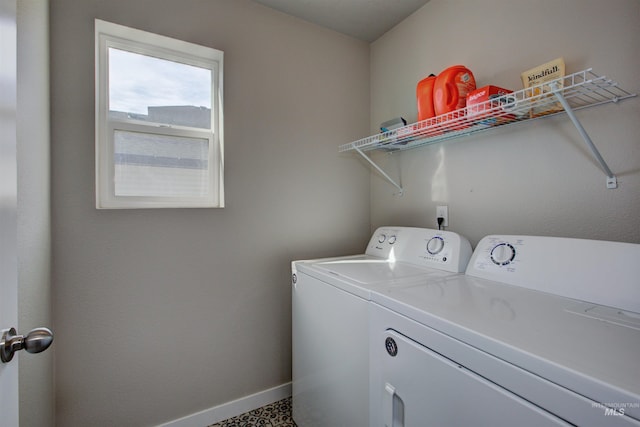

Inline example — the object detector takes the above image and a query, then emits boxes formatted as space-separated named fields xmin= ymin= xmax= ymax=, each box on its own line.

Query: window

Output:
xmin=95 ymin=20 xmax=224 ymax=208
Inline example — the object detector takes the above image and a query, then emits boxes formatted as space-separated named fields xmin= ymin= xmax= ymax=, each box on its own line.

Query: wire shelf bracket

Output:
xmin=340 ymin=69 xmax=636 ymax=192
xmin=549 ymin=82 xmax=618 ymax=189
xmin=354 ymin=146 xmax=403 ymax=195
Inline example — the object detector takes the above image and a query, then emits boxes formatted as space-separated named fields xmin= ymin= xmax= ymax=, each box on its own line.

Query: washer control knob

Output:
xmin=426 ymin=237 xmax=445 ymax=255
xmin=378 ymin=234 xmax=387 ymax=244
xmin=491 ymin=243 xmax=516 ymax=266
xmin=388 ymin=235 xmax=397 ymax=244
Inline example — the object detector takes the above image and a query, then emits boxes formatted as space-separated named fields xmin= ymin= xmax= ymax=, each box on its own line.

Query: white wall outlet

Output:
xmin=436 ymin=205 xmax=449 ymax=228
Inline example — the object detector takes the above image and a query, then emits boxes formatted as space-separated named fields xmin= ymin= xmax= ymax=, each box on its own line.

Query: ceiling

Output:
xmin=252 ymin=0 xmax=430 ymax=42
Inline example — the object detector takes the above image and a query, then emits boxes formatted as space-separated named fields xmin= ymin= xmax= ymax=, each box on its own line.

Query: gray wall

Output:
xmin=49 ymin=0 xmax=640 ymax=425
xmin=17 ymin=1 xmax=54 ymax=426
xmin=50 ymin=1 xmax=370 ymax=425
xmin=370 ymin=0 xmax=640 ymax=246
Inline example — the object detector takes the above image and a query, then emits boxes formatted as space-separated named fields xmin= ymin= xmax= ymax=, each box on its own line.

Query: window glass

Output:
xmin=108 ymin=48 xmax=212 ymax=129
xmin=113 ymin=130 xmax=209 ymax=197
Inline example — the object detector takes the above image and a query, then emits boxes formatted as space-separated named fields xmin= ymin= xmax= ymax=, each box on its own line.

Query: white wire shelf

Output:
xmin=339 ymin=69 xmax=635 ymax=154
xmin=340 ymin=68 xmax=636 ymax=193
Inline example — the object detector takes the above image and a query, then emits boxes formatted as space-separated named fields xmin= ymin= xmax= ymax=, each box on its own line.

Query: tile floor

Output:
xmin=208 ymin=397 xmax=297 ymax=427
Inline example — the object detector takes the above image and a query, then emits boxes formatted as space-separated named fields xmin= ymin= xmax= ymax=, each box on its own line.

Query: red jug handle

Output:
xmin=445 ymin=81 xmax=458 ymax=110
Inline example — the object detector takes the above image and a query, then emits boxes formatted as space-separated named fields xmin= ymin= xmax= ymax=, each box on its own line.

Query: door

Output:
xmin=1 ymin=2 xmax=54 ymax=424
xmin=377 ymin=329 xmax=571 ymax=427
xmin=0 ymin=0 xmax=19 ymax=424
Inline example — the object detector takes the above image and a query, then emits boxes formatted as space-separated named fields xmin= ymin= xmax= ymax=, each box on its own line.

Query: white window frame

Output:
xmin=95 ymin=19 xmax=224 ymax=209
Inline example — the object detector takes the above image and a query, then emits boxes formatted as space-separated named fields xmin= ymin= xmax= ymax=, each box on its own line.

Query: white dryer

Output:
xmin=291 ymin=226 xmax=472 ymax=427
xmin=370 ymin=235 xmax=640 ymax=426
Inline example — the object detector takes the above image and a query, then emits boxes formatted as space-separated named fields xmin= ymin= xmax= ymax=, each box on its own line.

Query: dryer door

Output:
xmin=377 ymin=329 xmax=571 ymax=427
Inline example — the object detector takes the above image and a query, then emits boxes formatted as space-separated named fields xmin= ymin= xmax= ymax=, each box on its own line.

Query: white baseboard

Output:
xmin=156 ymin=382 xmax=292 ymax=427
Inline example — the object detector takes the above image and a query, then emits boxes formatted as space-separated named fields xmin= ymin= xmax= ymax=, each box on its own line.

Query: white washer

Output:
xmin=370 ymin=235 xmax=640 ymax=426
xmin=291 ymin=227 xmax=472 ymax=427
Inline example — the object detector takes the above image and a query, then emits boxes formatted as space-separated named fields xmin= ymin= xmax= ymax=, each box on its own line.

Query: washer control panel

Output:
xmin=366 ymin=227 xmax=472 ymax=273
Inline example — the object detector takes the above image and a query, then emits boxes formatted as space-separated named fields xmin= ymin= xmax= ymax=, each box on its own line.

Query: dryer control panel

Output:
xmin=366 ymin=227 xmax=472 ymax=273
xmin=467 ymin=235 xmax=640 ymax=314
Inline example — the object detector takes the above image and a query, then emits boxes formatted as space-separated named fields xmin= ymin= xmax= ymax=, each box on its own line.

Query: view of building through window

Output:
xmin=108 ymin=47 xmax=212 ymax=128
xmin=107 ymin=47 xmax=214 ymax=199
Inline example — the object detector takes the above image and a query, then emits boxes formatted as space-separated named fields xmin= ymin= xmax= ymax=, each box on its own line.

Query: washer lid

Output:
xmin=295 ymin=255 xmax=460 ymax=301
xmin=313 ymin=258 xmax=448 ymax=285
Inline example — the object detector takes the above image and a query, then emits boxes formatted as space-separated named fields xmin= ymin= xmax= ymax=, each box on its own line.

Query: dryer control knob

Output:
xmin=378 ymin=234 xmax=387 ymax=243
xmin=426 ymin=237 xmax=445 ymax=255
xmin=491 ymin=243 xmax=516 ymax=266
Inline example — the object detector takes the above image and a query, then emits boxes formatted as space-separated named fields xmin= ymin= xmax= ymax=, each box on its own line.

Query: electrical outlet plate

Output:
xmin=436 ymin=205 xmax=449 ymax=227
